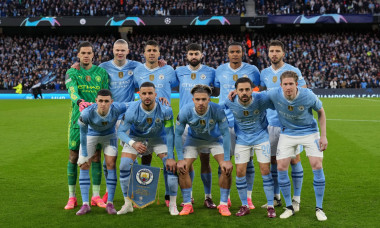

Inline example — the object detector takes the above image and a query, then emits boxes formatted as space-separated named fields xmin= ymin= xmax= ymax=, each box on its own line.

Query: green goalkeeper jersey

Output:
xmin=65 ymin=65 xmax=109 ymax=127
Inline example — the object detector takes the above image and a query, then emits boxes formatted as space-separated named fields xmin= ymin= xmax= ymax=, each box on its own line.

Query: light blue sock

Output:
xmin=236 ymin=176 xmax=248 ymax=205
xmin=201 ymin=173 xmax=212 ymax=195
xmin=182 ymin=188 xmax=192 ymax=204
xmin=220 ymin=188 xmax=230 ymax=204
xmin=189 ymin=170 xmax=195 ymax=184
xmin=246 ymin=160 xmax=255 ymax=192
xmin=119 ymin=157 xmax=133 ymax=197
xmin=162 ymin=157 xmax=169 ymax=196
xmin=291 ymin=162 xmax=303 ymax=198
xmin=103 ymin=160 xmax=108 ymax=182
xmin=278 ymin=170 xmax=292 ymax=207
xmin=271 ymin=164 xmax=280 ymax=196
xmin=79 ymin=169 xmax=90 ymax=204
xmin=313 ymin=169 xmax=325 ymax=209
xmin=167 ymin=171 xmax=178 ymax=196
xmin=262 ymin=174 xmax=274 ymax=206
xmin=106 ymin=169 xmax=117 ymax=202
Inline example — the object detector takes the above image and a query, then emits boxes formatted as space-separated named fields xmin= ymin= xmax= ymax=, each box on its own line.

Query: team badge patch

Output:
xmin=155 ymin=118 xmax=160 ymax=123
xmin=298 ymin=106 xmax=305 ymax=111
xmin=243 ymin=74 xmax=248 ymax=78
xmin=149 ymin=75 xmax=154 ymax=81
xmin=191 ymin=73 xmax=196 ymax=80
xmin=86 ymin=76 xmax=91 ymax=82
xmin=254 ymin=109 xmax=260 ymax=115
xmin=243 ymin=110 xmax=249 ymax=116
xmin=159 ymin=74 xmax=164 ymax=80
xmin=119 ymin=72 xmax=124 ymax=78
xmin=233 ymin=74 xmax=238 ymax=81
xmin=95 ymin=76 xmax=101 ymax=82
xmin=200 ymin=74 xmax=206 ymax=80
xmin=209 ymin=119 xmax=214 ymax=124
xmin=136 ymin=168 xmax=154 ymax=185
xmin=147 ymin=118 xmax=152 ymax=124
xmin=71 ymin=141 xmax=76 ymax=147
xmin=288 ymin=105 xmax=294 ymax=111
xmin=199 ymin=119 xmax=206 ymax=125
xmin=273 ymin=76 xmax=277 ymax=83
xmin=128 ymin=70 xmax=133 ymax=76
xmin=102 ymin=122 xmax=108 ymax=126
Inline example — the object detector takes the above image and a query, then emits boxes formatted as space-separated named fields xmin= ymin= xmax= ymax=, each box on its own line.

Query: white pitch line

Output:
xmin=327 ymin=118 xmax=380 ymax=123
xmin=357 ymin=98 xmax=380 ymax=102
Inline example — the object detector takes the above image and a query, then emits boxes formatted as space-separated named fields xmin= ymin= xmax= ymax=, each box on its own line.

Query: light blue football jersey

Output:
xmin=78 ymin=102 xmax=128 ymax=136
xmin=215 ymin=62 xmax=260 ymax=127
xmin=99 ymin=60 xmax=142 ymax=103
xmin=223 ymin=92 xmax=274 ymax=145
xmin=117 ymin=99 xmax=174 ymax=142
xmin=175 ymin=102 xmax=231 ymax=160
xmin=267 ymin=87 xmax=322 ymax=136
xmin=176 ymin=65 xmax=215 ymax=109
xmin=133 ymin=64 xmax=178 ymax=102
xmin=260 ymin=63 xmax=306 ymax=127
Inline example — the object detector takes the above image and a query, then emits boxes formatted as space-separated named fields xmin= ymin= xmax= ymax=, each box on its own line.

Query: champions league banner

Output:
xmin=268 ymin=14 xmax=372 ymax=24
xmin=127 ymin=164 xmax=161 ymax=208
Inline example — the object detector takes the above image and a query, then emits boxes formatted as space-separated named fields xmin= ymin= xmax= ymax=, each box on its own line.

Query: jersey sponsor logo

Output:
xmin=147 ymin=118 xmax=153 ymax=124
xmin=159 ymin=74 xmax=164 ymax=80
xmin=95 ymin=76 xmax=101 ymax=82
xmin=86 ymin=76 xmax=91 ymax=82
xmin=128 ymin=70 xmax=133 ymax=76
xmin=119 ymin=72 xmax=124 ymax=78
xmin=155 ymin=118 xmax=161 ymax=123
xmin=243 ymin=110 xmax=249 ymax=116
xmin=78 ymin=85 xmax=101 ymax=90
xmin=201 ymin=74 xmax=206 ymax=80
xmin=272 ymin=76 xmax=278 ymax=83
xmin=149 ymin=75 xmax=154 ymax=81
xmin=191 ymin=73 xmax=196 ymax=80
xmin=288 ymin=105 xmax=294 ymax=111
xmin=199 ymin=119 xmax=206 ymax=125
xmin=233 ymin=74 xmax=238 ymax=81
xmin=102 ymin=121 xmax=108 ymax=126
xmin=136 ymin=168 xmax=154 ymax=185
xmin=243 ymin=74 xmax=248 ymax=78
xmin=298 ymin=106 xmax=304 ymax=111
xmin=254 ymin=109 xmax=260 ymax=115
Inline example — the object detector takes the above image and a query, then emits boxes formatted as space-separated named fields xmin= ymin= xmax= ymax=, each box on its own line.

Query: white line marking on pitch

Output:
xmin=357 ymin=98 xmax=380 ymax=102
xmin=327 ymin=119 xmax=380 ymax=123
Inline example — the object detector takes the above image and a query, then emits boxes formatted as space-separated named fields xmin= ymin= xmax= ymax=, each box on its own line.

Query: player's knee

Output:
xmin=69 ymin=150 xmax=79 ymax=163
xmin=260 ymin=166 xmax=270 ymax=175
xmin=236 ymin=167 xmax=246 ymax=177
xmin=290 ymin=156 xmax=301 ymax=165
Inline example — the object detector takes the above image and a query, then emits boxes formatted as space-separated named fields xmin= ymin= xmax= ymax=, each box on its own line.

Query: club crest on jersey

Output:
xmin=159 ymin=74 xmax=165 ymax=80
xmin=149 ymin=75 xmax=154 ymax=81
xmin=119 ymin=72 xmax=124 ymax=78
xmin=243 ymin=110 xmax=249 ymax=116
xmin=209 ymin=119 xmax=214 ymax=124
xmin=95 ymin=76 xmax=101 ymax=82
xmin=243 ymin=74 xmax=248 ymax=78
xmin=273 ymin=76 xmax=278 ymax=83
xmin=102 ymin=122 xmax=108 ymax=126
xmin=86 ymin=76 xmax=91 ymax=82
xmin=201 ymin=74 xmax=206 ymax=80
xmin=254 ymin=109 xmax=260 ymax=115
xmin=233 ymin=74 xmax=238 ymax=81
xmin=136 ymin=168 xmax=154 ymax=185
xmin=199 ymin=119 xmax=206 ymax=125
xmin=128 ymin=70 xmax=133 ymax=76
xmin=298 ymin=106 xmax=305 ymax=111
xmin=155 ymin=118 xmax=160 ymax=123
xmin=147 ymin=118 xmax=153 ymax=124
xmin=288 ymin=106 xmax=294 ymax=111
xmin=191 ymin=73 xmax=196 ymax=80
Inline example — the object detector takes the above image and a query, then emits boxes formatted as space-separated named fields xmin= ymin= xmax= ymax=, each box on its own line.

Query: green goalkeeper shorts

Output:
xmin=68 ymin=126 xmax=102 ymax=151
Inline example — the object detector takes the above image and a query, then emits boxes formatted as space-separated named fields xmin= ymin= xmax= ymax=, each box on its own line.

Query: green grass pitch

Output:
xmin=0 ymin=98 xmax=379 ymax=227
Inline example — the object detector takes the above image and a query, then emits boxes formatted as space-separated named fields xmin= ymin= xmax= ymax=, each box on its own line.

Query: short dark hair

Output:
xmin=97 ymin=89 xmax=112 ymax=98
xmin=228 ymin=42 xmax=243 ymax=51
xmin=78 ymin=41 xmax=93 ymax=52
xmin=140 ymin=81 xmax=155 ymax=89
xmin=190 ymin=84 xmax=212 ymax=96
xmin=187 ymin=43 xmax=202 ymax=52
xmin=269 ymin=40 xmax=285 ymax=52
xmin=235 ymin=77 xmax=254 ymax=89
xmin=280 ymin=71 xmax=298 ymax=83
xmin=145 ymin=40 xmax=159 ymax=50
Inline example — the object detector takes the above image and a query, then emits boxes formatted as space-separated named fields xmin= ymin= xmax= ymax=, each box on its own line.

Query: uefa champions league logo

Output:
xmin=136 ymin=168 xmax=154 ymax=185
xmin=106 ymin=17 xmax=146 ymax=26
xmin=20 ymin=17 xmax=61 ymax=26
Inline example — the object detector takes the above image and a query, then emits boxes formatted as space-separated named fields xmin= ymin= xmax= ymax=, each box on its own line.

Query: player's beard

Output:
xmin=271 ymin=56 xmax=283 ymax=65
xmin=189 ymin=59 xmax=201 ymax=67
xmin=238 ymin=95 xmax=251 ymax=104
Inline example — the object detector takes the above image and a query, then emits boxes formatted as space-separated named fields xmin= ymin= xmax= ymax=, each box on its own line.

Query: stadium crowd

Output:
xmin=255 ymin=0 xmax=380 ymax=15
xmin=0 ymin=0 xmax=246 ymax=17
xmin=0 ymin=31 xmax=379 ymax=91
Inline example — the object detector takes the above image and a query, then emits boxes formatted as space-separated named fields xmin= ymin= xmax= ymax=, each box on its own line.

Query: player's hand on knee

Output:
xmin=166 ymin=158 xmax=177 ymax=173
xmin=228 ymin=90 xmax=237 ymax=101
xmin=177 ymin=160 xmax=187 ymax=175
xmin=221 ymin=161 xmax=233 ymax=177
xmin=319 ymin=136 xmax=328 ymax=151
xmin=132 ymin=142 xmax=147 ymax=154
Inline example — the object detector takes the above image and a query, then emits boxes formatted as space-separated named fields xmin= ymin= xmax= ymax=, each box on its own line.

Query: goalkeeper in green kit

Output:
xmin=64 ymin=41 xmax=109 ymax=210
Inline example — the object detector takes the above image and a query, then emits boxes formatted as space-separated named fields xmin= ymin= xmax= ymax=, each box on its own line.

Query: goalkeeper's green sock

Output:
xmin=67 ymin=161 xmax=77 ymax=197
xmin=92 ymin=162 xmax=102 ymax=197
